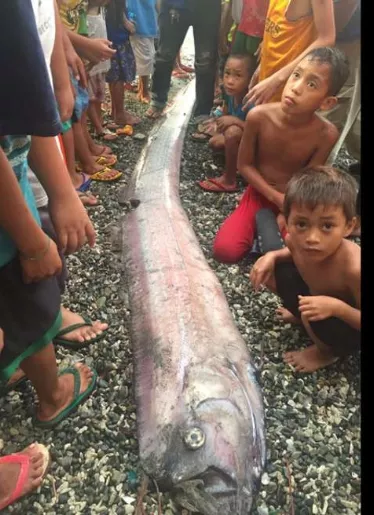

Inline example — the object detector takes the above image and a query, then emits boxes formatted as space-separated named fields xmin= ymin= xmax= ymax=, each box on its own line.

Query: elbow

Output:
xmin=319 ymin=34 xmax=336 ymax=48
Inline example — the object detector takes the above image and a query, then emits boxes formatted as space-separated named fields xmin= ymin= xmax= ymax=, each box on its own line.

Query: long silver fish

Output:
xmin=121 ymin=82 xmax=266 ymax=514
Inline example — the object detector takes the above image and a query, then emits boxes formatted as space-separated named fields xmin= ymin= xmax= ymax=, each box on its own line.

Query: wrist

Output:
xmin=19 ymin=235 xmax=51 ymax=261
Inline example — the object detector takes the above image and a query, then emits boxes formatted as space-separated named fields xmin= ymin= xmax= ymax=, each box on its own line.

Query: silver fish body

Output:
xmin=122 ymin=82 xmax=266 ymax=514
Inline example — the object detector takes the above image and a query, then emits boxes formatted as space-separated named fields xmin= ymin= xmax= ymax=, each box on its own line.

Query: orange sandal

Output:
xmin=116 ymin=125 xmax=134 ymax=136
xmin=90 ymin=167 xmax=122 ymax=182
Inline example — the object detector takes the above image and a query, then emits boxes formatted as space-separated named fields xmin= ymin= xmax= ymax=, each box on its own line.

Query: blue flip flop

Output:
xmin=33 ymin=366 xmax=97 ymax=429
xmin=76 ymin=172 xmax=92 ymax=193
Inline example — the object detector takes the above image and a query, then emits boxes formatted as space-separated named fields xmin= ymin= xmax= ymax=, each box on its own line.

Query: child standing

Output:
xmin=127 ymin=0 xmax=158 ymax=104
xmin=196 ymin=54 xmax=253 ymax=193
xmin=250 ymin=166 xmax=360 ymax=372
xmin=105 ymin=0 xmax=140 ymax=127
xmin=86 ymin=0 xmax=116 ymax=139
xmin=213 ymin=47 xmax=349 ymax=264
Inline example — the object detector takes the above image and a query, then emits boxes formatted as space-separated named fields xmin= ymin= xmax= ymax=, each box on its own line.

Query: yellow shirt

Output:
xmin=259 ymin=0 xmax=316 ymax=102
xmin=59 ymin=0 xmax=88 ymax=33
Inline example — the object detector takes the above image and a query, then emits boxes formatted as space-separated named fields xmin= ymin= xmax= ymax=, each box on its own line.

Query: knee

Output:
xmin=213 ymin=238 xmax=244 ymax=264
xmin=195 ymin=50 xmax=216 ymax=72
xmin=224 ymin=125 xmax=243 ymax=143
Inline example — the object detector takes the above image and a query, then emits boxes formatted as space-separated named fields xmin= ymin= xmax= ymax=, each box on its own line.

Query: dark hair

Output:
xmin=284 ymin=166 xmax=358 ymax=221
xmin=105 ymin=0 xmax=125 ymax=30
xmin=226 ymin=53 xmax=252 ymax=75
xmin=303 ymin=47 xmax=350 ymax=96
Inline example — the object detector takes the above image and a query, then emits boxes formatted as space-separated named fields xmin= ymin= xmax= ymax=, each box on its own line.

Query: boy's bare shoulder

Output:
xmin=341 ymin=238 xmax=361 ymax=278
xmin=315 ymin=114 xmax=340 ymax=145
xmin=245 ymin=102 xmax=279 ymax=123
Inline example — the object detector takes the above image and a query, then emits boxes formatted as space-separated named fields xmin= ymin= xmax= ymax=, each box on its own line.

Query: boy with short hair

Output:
xmin=197 ymin=54 xmax=253 ymax=193
xmin=250 ymin=166 xmax=360 ymax=372
xmin=213 ymin=46 xmax=349 ymax=263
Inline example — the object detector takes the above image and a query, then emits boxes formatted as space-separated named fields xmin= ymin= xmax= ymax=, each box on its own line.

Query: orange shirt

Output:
xmin=259 ymin=0 xmax=316 ymax=101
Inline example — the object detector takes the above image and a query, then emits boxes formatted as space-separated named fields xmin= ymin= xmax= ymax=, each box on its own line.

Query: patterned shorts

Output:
xmin=106 ymin=40 xmax=136 ymax=84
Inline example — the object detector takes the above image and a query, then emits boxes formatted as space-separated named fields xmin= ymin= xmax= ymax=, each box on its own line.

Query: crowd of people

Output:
xmin=0 ymin=0 xmax=360 ymax=510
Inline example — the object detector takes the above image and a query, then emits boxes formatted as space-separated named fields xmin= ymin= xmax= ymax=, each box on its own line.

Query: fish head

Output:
xmin=147 ymin=359 xmax=266 ymax=514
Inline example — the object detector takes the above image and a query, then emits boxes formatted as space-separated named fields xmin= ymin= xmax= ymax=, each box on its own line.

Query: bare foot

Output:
xmin=276 ymin=307 xmax=301 ymax=324
xmin=0 ymin=443 xmax=50 ymax=510
xmin=90 ymin=144 xmax=113 ymax=157
xmin=145 ymin=106 xmax=164 ymax=120
xmin=283 ymin=344 xmax=338 ymax=373
xmin=77 ymin=191 xmax=99 ymax=207
xmin=57 ymin=307 xmax=108 ymax=345
xmin=37 ymin=363 xmax=94 ymax=422
xmin=115 ymin=111 xmax=141 ymax=126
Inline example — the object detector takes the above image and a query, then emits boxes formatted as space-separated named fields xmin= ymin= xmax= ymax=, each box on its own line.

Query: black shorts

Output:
xmin=274 ymin=262 xmax=360 ymax=357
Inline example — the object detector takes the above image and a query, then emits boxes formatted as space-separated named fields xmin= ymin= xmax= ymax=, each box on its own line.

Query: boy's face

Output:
xmin=223 ymin=58 xmax=250 ymax=97
xmin=286 ymin=203 xmax=356 ymax=262
xmin=281 ymin=58 xmax=337 ymax=115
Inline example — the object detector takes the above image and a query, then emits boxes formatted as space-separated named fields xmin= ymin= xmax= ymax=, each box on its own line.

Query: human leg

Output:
xmin=192 ymin=0 xmax=221 ymax=116
xmin=148 ymin=7 xmax=190 ymax=116
xmin=198 ymin=125 xmax=243 ymax=192
xmin=213 ymin=186 xmax=273 ymax=263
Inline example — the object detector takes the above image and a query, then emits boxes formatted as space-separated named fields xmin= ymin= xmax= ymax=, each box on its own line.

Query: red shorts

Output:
xmin=213 ymin=185 xmax=287 ymax=263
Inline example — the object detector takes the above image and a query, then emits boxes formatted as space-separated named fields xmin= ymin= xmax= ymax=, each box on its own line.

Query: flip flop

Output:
xmin=198 ymin=178 xmax=239 ymax=193
xmin=105 ymin=122 xmax=120 ymax=130
xmin=145 ymin=107 xmax=164 ymax=120
xmin=53 ymin=316 xmax=106 ymax=350
xmin=90 ymin=167 xmax=122 ymax=182
xmin=96 ymin=154 xmax=118 ymax=167
xmin=33 ymin=366 xmax=97 ymax=429
xmin=116 ymin=125 xmax=133 ymax=136
xmin=96 ymin=129 xmax=118 ymax=141
xmin=0 ymin=444 xmax=51 ymax=511
xmin=191 ymin=132 xmax=210 ymax=142
xmin=75 ymin=172 xmax=92 ymax=193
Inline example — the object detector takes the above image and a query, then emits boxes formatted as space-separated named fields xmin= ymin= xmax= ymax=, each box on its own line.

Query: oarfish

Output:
xmin=121 ymin=81 xmax=266 ymax=514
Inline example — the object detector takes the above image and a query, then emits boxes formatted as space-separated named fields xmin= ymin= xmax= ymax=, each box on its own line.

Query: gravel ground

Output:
xmin=0 ymin=37 xmax=360 ymax=514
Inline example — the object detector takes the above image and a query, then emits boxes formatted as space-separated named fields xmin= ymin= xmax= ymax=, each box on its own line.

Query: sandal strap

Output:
xmin=58 ymin=367 xmax=81 ymax=398
xmin=0 ymin=454 xmax=30 ymax=510
xmin=54 ymin=316 xmax=92 ymax=338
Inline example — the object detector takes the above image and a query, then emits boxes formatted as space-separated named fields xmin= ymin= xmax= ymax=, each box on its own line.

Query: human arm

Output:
xmin=217 ymin=115 xmax=245 ymax=131
xmin=51 ymin=1 xmax=74 ymax=121
xmin=0 ymin=146 xmax=62 ymax=283
xmin=237 ymin=108 xmax=285 ymax=209
xmin=219 ymin=0 xmax=233 ymax=55
xmin=307 ymin=123 xmax=339 ymax=165
xmin=298 ymin=295 xmax=361 ymax=329
xmin=66 ymin=31 xmax=116 ymax=64
xmin=250 ymin=247 xmax=293 ymax=290
xmin=28 ymin=136 xmax=96 ymax=254
xmin=244 ymin=0 xmax=336 ymax=107
xmin=123 ymin=13 xmax=136 ymax=34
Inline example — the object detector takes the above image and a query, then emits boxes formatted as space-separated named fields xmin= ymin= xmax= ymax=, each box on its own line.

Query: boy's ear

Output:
xmin=319 ymin=95 xmax=338 ymax=112
xmin=343 ymin=216 xmax=357 ymax=237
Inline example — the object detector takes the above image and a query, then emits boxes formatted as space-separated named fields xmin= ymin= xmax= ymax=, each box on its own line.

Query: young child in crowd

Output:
xmin=127 ymin=0 xmax=158 ymax=104
xmin=213 ymin=47 xmax=349 ymax=263
xmin=87 ymin=0 xmax=117 ymax=140
xmin=196 ymin=54 xmax=253 ymax=193
xmin=250 ymin=166 xmax=360 ymax=372
xmin=105 ymin=0 xmax=140 ymax=129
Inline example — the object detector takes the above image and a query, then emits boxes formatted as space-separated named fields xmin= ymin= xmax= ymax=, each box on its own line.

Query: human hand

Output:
xmin=250 ymin=253 xmax=276 ymax=291
xmin=216 ymin=116 xmax=238 ymax=132
xmin=20 ymin=237 xmax=63 ymax=284
xmin=65 ymin=45 xmax=88 ymax=88
xmin=48 ymin=192 xmax=96 ymax=255
xmin=85 ymin=39 xmax=116 ymax=65
xmin=298 ymin=295 xmax=341 ymax=321
xmin=243 ymin=73 xmax=282 ymax=110
xmin=55 ymin=86 xmax=74 ymax=123
xmin=124 ymin=19 xmax=136 ymax=34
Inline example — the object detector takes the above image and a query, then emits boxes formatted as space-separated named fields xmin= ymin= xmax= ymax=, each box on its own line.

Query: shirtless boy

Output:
xmin=213 ymin=46 xmax=349 ymax=263
xmin=250 ymin=166 xmax=360 ymax=372
xmin=198 ymin=54 xmax=252 ymax=193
